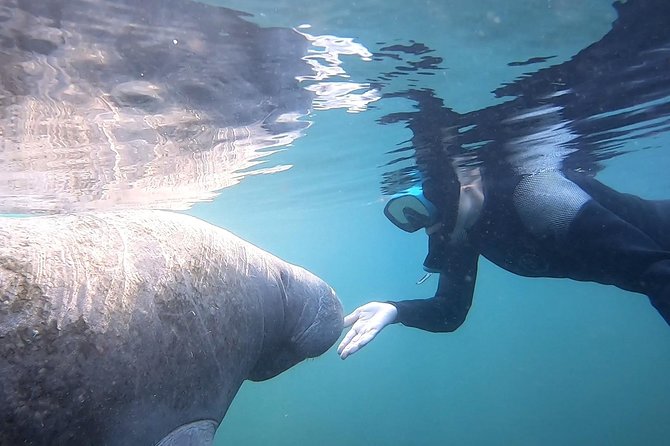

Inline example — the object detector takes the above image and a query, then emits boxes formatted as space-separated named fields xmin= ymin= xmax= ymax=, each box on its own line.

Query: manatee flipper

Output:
xmin=156 ymin=420 xmax=218 ymax=446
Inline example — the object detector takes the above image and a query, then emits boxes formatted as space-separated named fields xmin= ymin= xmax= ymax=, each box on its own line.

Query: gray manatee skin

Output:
xmin=0 ymin=211 xmax=343 ymax=445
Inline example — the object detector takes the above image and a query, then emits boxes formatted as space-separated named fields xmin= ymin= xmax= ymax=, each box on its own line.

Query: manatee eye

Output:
xmin=17 ymin=35 xmax=58 ymax=55
xmin=178 ymin=83 xmax=215 ymax=105
xmin=110 ymin=81 xmax=162 ymax=107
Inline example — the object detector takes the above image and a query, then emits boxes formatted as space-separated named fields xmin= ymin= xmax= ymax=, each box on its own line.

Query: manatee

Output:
xmin=0 ymin=211 xmax=343 ymax=445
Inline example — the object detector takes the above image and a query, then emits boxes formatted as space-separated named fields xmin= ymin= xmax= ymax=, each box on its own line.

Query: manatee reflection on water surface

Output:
xmin=0 ymin=0 xmax=378 ymax=214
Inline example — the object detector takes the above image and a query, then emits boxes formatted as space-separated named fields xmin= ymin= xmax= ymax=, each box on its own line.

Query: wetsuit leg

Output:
xmin=564 ymin=171 xmax=670 ymax=249
xmin=566 ymin=200 xmax=670 ymax=325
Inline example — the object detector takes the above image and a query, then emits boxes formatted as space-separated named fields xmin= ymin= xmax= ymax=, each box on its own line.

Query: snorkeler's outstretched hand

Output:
xmin=337 ymin=302 xmax=398 ymax=360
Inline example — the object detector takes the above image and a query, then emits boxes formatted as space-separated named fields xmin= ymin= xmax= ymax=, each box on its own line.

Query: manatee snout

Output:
xmin=291 ymin=285 xmax=343 ymax=359
xmin=248 ymin=266 xmax=343 ymax=381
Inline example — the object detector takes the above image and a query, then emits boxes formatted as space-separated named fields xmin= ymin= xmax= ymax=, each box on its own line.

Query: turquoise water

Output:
xmin=3 ymin=0 xmax=670 ymax=444
xmin=199 ymin=126 xmax=670 ymax=445
xmin=184 ymin=2 xmax=670 ymax=444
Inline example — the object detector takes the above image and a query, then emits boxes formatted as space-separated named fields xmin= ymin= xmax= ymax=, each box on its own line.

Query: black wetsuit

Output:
xmin=390 ymin=170 xmax=670 ymax=332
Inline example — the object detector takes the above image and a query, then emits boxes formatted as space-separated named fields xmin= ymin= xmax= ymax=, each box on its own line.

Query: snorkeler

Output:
xmin=338 ymin=159 xmax=670 ymax=359
xmin=335 ymin=0 xmax=670 ymax=359
xmin=336 ymin=76 xmax=670 ymax=361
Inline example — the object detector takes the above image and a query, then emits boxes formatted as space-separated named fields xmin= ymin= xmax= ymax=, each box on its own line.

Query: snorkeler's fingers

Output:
xmin=338 ymin=317 xmax=370 ymax=356
xmin=339 ymin=340 xmax=360 ymax=359
xmin=351 ymin=328 xmax=378 ymax=351
xmin=343 ymin=308 xmax=362 ymax=327
xmin=338 ymin=316 xmax=371 ymax=352
xmin=339 ymin=327 xmax=379 ymax=359
xmin=337 ymin=325 xmax=359 ymax=355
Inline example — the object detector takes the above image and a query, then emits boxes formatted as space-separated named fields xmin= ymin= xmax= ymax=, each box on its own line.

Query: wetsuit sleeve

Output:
xmin=388 ymin=245 xmax=479 ymax=332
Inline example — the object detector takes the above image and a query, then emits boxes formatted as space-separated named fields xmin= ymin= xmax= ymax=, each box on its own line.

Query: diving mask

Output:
xmin=383 ymin=186 xmax=438 ymax=233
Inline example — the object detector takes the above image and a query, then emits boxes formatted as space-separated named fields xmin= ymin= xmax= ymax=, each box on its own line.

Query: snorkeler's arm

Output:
xmin=337 ymin=245 xmax=478 ymax=359
xmin=389 ymin=245 xmax=479 ymax=332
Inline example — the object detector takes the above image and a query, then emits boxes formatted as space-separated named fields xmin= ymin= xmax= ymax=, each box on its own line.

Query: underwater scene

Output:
xmin=1 ymin=0 xmax=670 ymax=444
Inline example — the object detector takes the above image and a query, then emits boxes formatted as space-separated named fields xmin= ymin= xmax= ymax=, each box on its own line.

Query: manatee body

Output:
xmin=0 ymin=211 xmax=343 ymax=445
